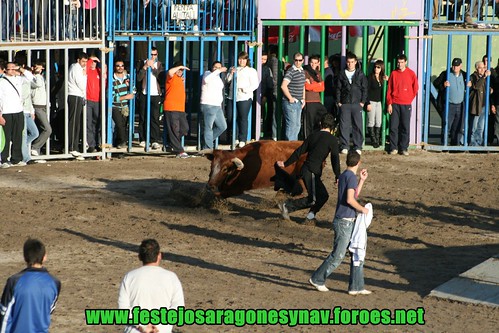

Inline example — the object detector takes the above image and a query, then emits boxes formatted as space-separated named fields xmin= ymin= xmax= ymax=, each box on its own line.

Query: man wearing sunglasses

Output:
xmin=137 ymin=47 xmax=164 ymax=150
xmin=281 ymin=52 xmax=306 ymax=141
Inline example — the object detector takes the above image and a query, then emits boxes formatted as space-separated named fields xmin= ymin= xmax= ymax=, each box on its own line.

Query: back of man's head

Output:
xmin=320 ymin=113 xmax=335 ymax=130
xmin=23 ymin=238 xmax=46 ymax=266
xmin=346 ymin=151 xmax=361 ymax=167
xmin=138 ymin=239 xmax=160 ymax=264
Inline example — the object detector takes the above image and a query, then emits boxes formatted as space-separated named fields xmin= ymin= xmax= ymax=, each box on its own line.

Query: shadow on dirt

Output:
xmin=58 ymin=228 xmax=312 ymax=290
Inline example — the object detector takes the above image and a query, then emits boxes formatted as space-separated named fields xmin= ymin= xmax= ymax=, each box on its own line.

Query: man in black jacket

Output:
xmin=336 ymin=53 xmax=368 ymax=154
xmin=277 ymin=113 xmax=341 ymax=225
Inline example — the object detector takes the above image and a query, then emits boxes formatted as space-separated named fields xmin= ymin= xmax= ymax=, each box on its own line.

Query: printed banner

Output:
xmin=259 ymin=0 xmax=423 ymax=20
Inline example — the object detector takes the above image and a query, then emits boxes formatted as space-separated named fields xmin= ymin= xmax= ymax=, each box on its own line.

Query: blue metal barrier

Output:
xmin=110 ymin=0 xmax=255 ymax=36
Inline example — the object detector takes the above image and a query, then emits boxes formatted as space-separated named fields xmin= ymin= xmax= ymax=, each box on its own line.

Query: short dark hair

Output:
xmin=77 ymin=51 xmax=89 ymax=60
xmin=211 ymin=60 xmax=222 ymax=68
xmin=33 ymin=60 xmax=45 ymax=68
xmin=173 ymin=61 xmax=184 ymax=68
xmin=138 ymin=239 xmax=160 ymax=264
xmin=397 ymin=54 xmax=407 ymax=62
xmin=23 ymin=239 xmax=46 ymax=266
xmin=0 ymin=60 xmax=5 ymax=71
xmin=346 ymin=151 xmax=361 ymax=167
xmin=346 ymin=52 xmax=357 ymax=61
xmin=320 ymin=113 xmax=335 ymax=130
xmin=309 ymin=54 xmax=320 ymax=62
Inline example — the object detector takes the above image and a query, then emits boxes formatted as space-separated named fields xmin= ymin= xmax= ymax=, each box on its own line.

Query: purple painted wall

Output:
xmin=258 ymin=0 xmax=424 ymax=21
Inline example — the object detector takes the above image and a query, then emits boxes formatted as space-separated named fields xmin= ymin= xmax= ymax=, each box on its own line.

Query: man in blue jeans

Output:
xmin=200 ymin=61 xmax=228 ymax=149
xmin=309 ymin=151 xmax=371 ymax=295
xmin=281 ymin=52 xmax=306 ymax=141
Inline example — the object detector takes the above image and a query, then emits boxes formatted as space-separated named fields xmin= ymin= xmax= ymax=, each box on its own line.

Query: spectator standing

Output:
xmin=0 ymin=238 xmax=61 ymax=333
xmin=0 ymin=62 xmax=36 ymax=168
xmin=308 ymin=151 xmax=371 ymax=295
xmin=433 ymin=58 xmax=470 ymax=146
xmin=20 ymin=66 xmax=39 ymax=164
xmin=336 ymin=53 xmax=368 ymax=154
xmin=137 ymin=47 xmax=164 ymax=150
xmin=200 ymin=61 xmax=227 ymax=149
xmin=118 ymin=239 xmax=184 ymax=333
xmin=366 ymin=59 xmax=388 ymax=148
xmin=281 ymin=52 xmax=306 ymax=141
xmin=164 ymin=62 xmax=190 ymax=158
xmin=491 ymin=58 xmax=499 ymax=145
xmin=67 ymin=51 xmax=88 ymax=158
xmin=86 ymin=55 xmax=103 ymax=153
xmin=303 ymin=54 xmax=327 ymax=138
xmin=260 ymin=52 xmax=275 ymax=140
xmin=31 ymin=60 xmax=52 ymax=156
xmin=386 ymin=54 xmax=419 ymax=156
xmin=277 ymin=113 xmax=341 ymax=225
xmin=83 ymin=0 xmax=98 ymax=39
xmin=112 ymin=60 xmax=135 ymax=148
xmin=226 ymin=51 xmax=259 ymax=148
xmin=469 ymin=61 xmax=491 ymax=146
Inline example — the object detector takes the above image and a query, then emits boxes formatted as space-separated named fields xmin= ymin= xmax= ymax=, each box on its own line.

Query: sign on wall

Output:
xmin=258 ymin=0 xmax=423 ymax=20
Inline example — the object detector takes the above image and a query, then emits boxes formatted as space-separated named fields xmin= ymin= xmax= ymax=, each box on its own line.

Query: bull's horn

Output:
xmin=231 ymin=157 xmax=244 ymax=170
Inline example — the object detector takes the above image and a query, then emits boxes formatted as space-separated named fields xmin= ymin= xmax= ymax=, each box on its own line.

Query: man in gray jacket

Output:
xmin=30 ymin=61 xmax=52 ymax=156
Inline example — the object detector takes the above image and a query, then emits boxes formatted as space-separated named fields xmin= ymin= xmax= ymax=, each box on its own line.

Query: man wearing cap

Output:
xmin=433 ymin=58 xmax=471 ymax=146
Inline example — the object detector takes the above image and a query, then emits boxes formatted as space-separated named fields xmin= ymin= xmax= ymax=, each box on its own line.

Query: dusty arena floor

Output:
xmin=0 ymin=149 xmax=498 ymax=332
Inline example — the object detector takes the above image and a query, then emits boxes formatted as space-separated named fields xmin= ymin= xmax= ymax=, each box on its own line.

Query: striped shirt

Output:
xmin=112 ymin=74 xmax=130 ymax=107
xmin=283 ymin=65 xmax=306 ymax=100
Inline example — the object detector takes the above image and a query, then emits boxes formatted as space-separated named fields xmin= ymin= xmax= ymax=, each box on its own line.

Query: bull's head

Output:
xmin=202 ymin=149 xmax=244 ymax=196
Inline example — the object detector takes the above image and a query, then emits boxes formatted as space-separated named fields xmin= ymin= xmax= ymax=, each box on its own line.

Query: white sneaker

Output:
xmin=12 ymin=161 xmax=27 ymax=166
xmin=355 ymin=149 xmax=362 ymax=155
xmin=309 ymin=278 xmax=329 ymax=292
xmin=237 ymin=141 xmax=246 ymax=148
xmin=139 ymin=141 xmax=146 ymax=147
xmin=151 ymin=142 xmax=161 ymax=150
xmin=31 ymin=149 xmax=39 ymax=156
xmin=176 ymin=152 xmax=190 ymax=159
xmin=348 ymin=289 xmax=372 ymax=295
xmin=340 ymin=149 xmax=348 ymax=154
xmin=389 ymin=149 xmax=398 ymax=155
xmin=0 ymin=163 xmax=11 ymax=169
xmin=235 ymin=140 xmax=240 ymax=145
xmin=70 ymin=151 xmax=82 ymax=157
xmin=75 ymin=156 xmax=85 ymax=161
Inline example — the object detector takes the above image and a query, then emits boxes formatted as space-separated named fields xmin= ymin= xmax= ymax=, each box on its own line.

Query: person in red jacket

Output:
xmin=386 ymin=54 xmax=418 ymax=156
xmin=303 ymin=55 xmax=327 ymax=138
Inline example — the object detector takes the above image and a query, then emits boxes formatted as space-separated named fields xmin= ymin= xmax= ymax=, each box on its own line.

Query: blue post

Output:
xmin=463 ymin=36 xmax=472 ymax=147
xmin=443 ymin=35 xmax=452 ymax=147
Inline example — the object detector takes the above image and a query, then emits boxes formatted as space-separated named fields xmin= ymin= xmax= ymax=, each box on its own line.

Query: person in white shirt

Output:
xmin=226 ymin=51 xmax=259 ymax=148
xmin=67 ymin=52 xmax=88 ymax=157
xmin=0 ymin=62 xmax=36 ymax=168
xmin=200 ymin=61 xmax=228 ymax=149
xmin=118 ymin=239 xmax=184 ymax=333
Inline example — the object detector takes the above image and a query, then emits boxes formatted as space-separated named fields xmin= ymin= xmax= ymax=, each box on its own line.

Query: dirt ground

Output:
xmin=0 ymin=149 xmax=498 ymax=332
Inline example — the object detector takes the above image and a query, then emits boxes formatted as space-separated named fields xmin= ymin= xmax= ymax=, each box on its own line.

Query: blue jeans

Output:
xmin=282 ymin=99 xmax=302 ymax=141
xmin=470 ymin=109 xmax=486 ymax=146
xmin=201 ymin=104 xmax=227 ymax=149
xmin=22 ymin=114 xmax=40 ymax=162
xmin=310 ymin=217 xmax=364 ymax=290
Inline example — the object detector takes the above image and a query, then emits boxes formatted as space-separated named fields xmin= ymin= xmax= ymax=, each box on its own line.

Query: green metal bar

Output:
xmin=362 ymin=26 xmax=369 ymax=145
xmin=362 ymin=26 xmax=369 ymax=74
xmin=405 ymin=26 xmax=409 ymax=55
xmin=277 ymin=25 xmax=284 ymax=140
xmin=382 ymin=26 xmax=389 ymax=148
xmin=320 ymin=25 xmax=326 ymax=104
xmin=299 ymin=26 xmax=305 ymax=54
xmin=262 ymin=20 xmax=419 ymax=27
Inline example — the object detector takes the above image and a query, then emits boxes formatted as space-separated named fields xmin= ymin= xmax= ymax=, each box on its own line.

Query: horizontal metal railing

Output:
xmin=109 ymin=0 xmax=254 ymax=36
xmin=428 ymin=0 xmax=499 ymax=26
xmin=0 ymin=0 xmax=104 ymax=42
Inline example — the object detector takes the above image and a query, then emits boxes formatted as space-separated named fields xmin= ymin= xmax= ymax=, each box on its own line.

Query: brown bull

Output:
xmin=204 ymin=140 xmax=306 ymax=198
